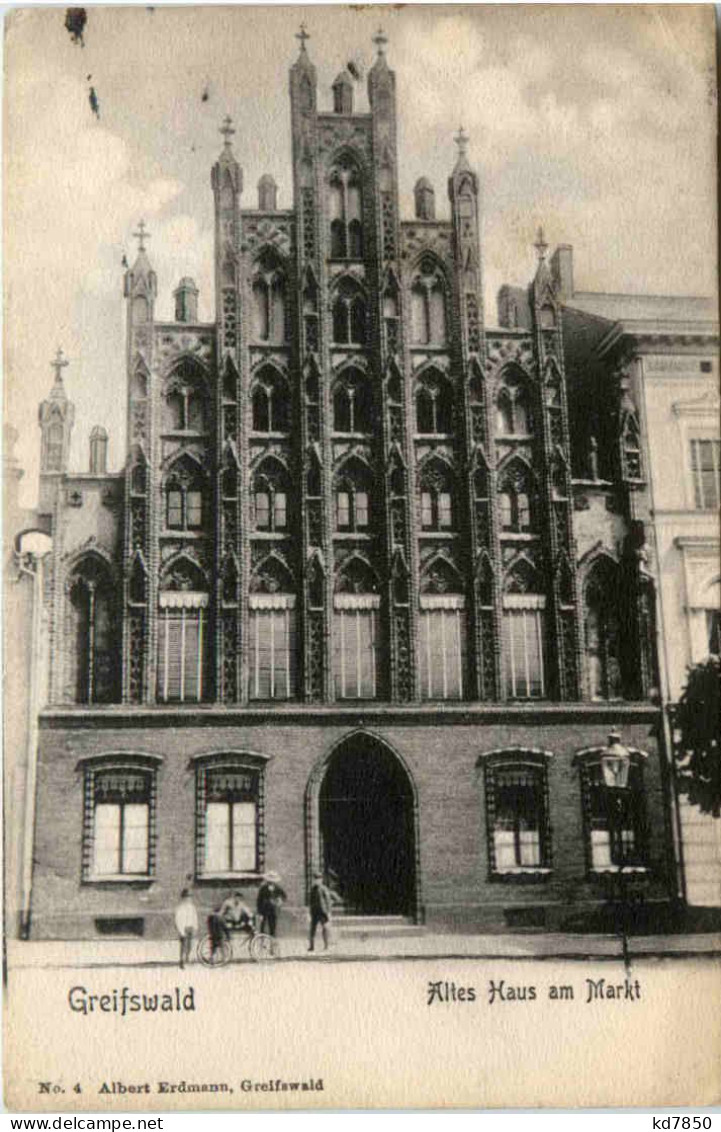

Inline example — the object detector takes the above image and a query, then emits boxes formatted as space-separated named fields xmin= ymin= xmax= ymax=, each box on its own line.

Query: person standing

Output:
xmin=308 ymin=871 xmax=334 ymax=953
xmin=174 ymin=888 xmax=198 ymax=970
xmin=257 ymin=871 xmax=286 ymax=938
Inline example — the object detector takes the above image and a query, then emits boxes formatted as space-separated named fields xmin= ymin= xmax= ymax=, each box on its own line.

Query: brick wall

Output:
xmin=30 ymin=706 xmax=671 ymax=938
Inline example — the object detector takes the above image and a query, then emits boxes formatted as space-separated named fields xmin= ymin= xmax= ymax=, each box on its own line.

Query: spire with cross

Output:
xmin=133 ymin=220 xmax=150 ymax=254
xmin=296 ymin=23 xmax=310 ymax=53
xmin=51 ymin=347 xmax=68 ymax=386
xmin=373 ymin=27 xmax=388 ymax=56
xmin=454 ymin=125 xmax=469 ymax=158
xmin=220 ymin=115 xmax=235 ymax=150
xmin=534 ymin=226 xmax=548 ymax=262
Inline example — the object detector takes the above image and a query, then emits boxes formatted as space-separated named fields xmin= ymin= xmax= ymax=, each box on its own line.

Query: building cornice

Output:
xmin=39 ymin=702 xmax=661 ymax=730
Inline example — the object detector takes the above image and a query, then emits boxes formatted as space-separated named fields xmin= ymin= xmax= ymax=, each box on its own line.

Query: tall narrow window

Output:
xmin=584 ymin=561 xmax=623 ymax=700
xmin=68 ymin=557 xmax=118 ymax=704
xmin=328 ymin=164 xmax=363 ymax=259
xmin=333 ymin=371 xmax=373 ymax=433
xmin=410 ymin=260 xmax=447 ymax=344
xmin=483 ymin=754 xmax=551 ymax=873
xmin=690 ymin=438 xmax=720 ymax=511
xmin=419 ymin=595 xmax=466 ymax=700
xmin=498 ymin=464 xmax=536 ymax=533
xmin=198 ymin=763 xmax=263 ymax=876
xmin=248 ymin=595 xmax=296 ymax=700
xmin=332 ymin=280 xmax=367 ymax=346
xmin=86 ymin=767 xmax=153 ymax=879
xmin=157 ymin=593 xmax=208 ymax=703
xmin=503 ymin=595 xmax=546 ymax=699
xmin=46 ymin=422 xmax=64 ymax=471
xmin=333 ymin=594 xmax=379 ymax=699
xmin=419 ymin=463 xmax=454 ymax=531
xmin=251 ymin=370 xmax=290 ymax=433
xmin=415 ymin=374 xmax=453 ymax=434
xmin=495 ymin=374 xmax=532 ymax=436
xmin=579 ymin=756 xmax=648 ymax=871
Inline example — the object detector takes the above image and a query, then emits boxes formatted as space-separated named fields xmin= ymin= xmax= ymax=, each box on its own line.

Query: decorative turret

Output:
xmin=123 ymin=220 xmax=157 ymax=326
xmin=531 ymin=227 xmax=558 ymax=330
xmin=212 ymin=116 xmax=243 ymax=352
xmin=173 ymin=276 xmax=199 ymax=323
xmin=448 ymin=128 xmax=484 ymax=354
xmin=290 ymin=23 xmax=317 ymax=122
xmin=38 ymin=348 xmax=75 ymax=513
xmin=332 ymin=68 xmax=353 ymax=114
xmin=257 ymin=174 xmax=278 ymax=211
xmin=367 ymin=27 xmax=395 ymax=119
xmin=414 ymin=177 xmax=435 ymax=221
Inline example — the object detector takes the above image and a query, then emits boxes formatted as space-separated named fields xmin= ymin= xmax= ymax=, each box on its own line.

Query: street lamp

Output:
xmin=599 ymin=730 xmax=633 ymax=974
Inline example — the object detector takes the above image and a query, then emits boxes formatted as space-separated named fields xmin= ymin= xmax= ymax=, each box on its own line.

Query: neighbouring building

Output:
xmin=24 ymin=33 xmax=685 ymax=940
xmin=531 ymin=254 xmax=719 ymax=906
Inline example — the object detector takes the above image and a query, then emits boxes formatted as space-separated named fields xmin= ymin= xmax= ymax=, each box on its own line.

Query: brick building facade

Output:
xmin=27 ymin=33 xmax=674 ymax=939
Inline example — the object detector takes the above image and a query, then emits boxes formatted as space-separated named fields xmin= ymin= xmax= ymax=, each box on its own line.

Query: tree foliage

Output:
xmin=673 ymin=656 xmax=721 ymax=818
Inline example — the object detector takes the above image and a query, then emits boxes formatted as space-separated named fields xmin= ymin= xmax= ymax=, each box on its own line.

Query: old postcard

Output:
xmin=3 ymin=3 xmax=720 ymax=1112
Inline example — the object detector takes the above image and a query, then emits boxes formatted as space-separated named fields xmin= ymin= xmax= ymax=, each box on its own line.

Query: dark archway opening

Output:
xmin=319 ymin=736 xmax=415 ymax=915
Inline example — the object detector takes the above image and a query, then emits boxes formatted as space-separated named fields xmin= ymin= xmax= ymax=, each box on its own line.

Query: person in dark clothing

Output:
xmin=308 ymin=870 xmax=334 ymax=952
xmin=257 ymin=871 xmax=286 ymax=937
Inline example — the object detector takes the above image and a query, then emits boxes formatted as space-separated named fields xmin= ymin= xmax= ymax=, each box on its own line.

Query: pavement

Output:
xmin=7 ymin=929 xmax=721 ymax=970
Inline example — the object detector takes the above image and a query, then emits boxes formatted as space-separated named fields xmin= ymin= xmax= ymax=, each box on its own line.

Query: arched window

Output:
xmin=584 ymin=559 xmax=623 ymax=700
xmin=410 ymin=259 xmax=447 ymax=344
xmin=498 ymin=461 xmax=536 ymax=533
xmin=162 ymin=360 xmax=207 ymax=434
xmin=419 ymin=559 xmax=467 ymax=700
xmin=334 ymin=458 xmax=372 ymax=533
xmin=332 ymin=279 xmax=367 ymax=346
xmin=333 ymin=558 xmax=379 ymax=699
xmin=495 ymin=370 xmax=533 ymax=436
xmin=328 ymin=160 xmax=363 ymax=259
xmin=68 ymin=556 xmax=118 ymax=704
xmin=251 ymin=459 xmax=290 ymax=533
xmin=251 ymin=368 xmax=290 ymax=433
xmin=502 ymin=561 xmax=546 ymax=699
xmin=251 ymin=254 xmax=287 ymax=344
xmin=419 ymin=460 xmax=454 ymax=531
xmin=415 ymin=371 xmax=454 ymax=434
xmin=157 ymin=557 xmax=208 ymax=703
xmin=332 ymin=370 xmax=373 ymax=433
xmin=248 ymin=559 xmax=297 ymax=701
xmin=165 ymin=457 xmax=204 ymax=531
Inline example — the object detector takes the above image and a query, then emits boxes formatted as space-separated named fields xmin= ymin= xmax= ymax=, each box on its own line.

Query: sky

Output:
xmin=4 ymin=4 xmax=717 ymax=505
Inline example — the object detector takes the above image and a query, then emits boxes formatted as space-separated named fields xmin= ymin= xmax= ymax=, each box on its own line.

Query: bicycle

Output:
xmin=197 ymin=917 xmax=278 ymax=966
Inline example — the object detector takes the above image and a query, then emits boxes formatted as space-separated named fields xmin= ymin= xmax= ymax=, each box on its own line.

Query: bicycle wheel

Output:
xmin=197 ymin=933 xmax=232 ymax=967
xmin=249 ymin=933 xmax=278 ymax=962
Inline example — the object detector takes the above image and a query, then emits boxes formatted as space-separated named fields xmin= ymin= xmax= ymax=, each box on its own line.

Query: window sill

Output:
xmin=590 ymin=867 xmax=649 ymax=876
xmin=85 ymin=875 xmax=153 ymax=886
xmin=196 ymin=872 xmax=262 ymax=883
xmin=419 ymin=530 xmax=458 ymax=538
xmin=489 ymin=868 xmax=552 ymax=884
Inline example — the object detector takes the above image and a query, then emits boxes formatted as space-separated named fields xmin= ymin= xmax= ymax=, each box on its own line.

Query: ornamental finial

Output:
xmin=133 ymin=220 xmax=150 ymax=253
xmin=534 ymin=226 xmax=548 ymax=262
xmin=454 ymin=125 xmax=469 ymax=157
xmin=296 ymin=23 xmax=310 ymax=52
xmin=220 ymin=115 xmax=235 ymax=149
xmin=373 ymin=27 xmax=388 ymax=55
xmin=51 ymin=347 xmax=68 ymax=385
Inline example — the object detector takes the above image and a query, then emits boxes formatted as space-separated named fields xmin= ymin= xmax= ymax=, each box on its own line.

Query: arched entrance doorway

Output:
xmin=316 ymin=734 xmax=416 ymax=916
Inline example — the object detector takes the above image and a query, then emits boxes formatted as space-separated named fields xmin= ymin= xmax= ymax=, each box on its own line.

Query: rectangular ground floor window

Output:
xmin=483 ymin=754 xmax=551 ymax=873
xmin=87 ymin=767 xmax=153 ymax=879
xmin=582 ymin=759 xmax=648 ymax=870
xmin=197 ymin=763 xmax=263 ymax=876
